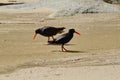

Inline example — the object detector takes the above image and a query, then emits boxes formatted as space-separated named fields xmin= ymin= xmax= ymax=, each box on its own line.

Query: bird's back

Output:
xmin=40 ymin=26 xmax=65 ymax=36
xmin=48 ymin=33 xmax=73 ymax=44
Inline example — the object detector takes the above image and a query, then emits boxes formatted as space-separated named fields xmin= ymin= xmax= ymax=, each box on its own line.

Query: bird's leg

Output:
xmin=48 ymin=37 xmax=50 ymax=41
xmin=52 ymin=36 xmax=55 ymax=41
xmin=61 ymin=45 xmax=64 ymax=52
xmin=61 ymin=45 xmax=68 ymax=52
xmin=63 ymin=46 xmax=68 ymax=51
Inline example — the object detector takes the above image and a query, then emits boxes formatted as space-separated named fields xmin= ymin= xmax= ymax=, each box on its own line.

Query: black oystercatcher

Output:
xmin=48 ymin=29 xmax=80 ymax=51
xmin=33 ymin=26 xmax=65 ymax=41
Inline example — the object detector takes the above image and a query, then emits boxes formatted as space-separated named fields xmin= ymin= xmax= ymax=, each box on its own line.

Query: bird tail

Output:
xmin=58 ymin=27 xmax=65 ymax=30
xmin=57 ymin=27 xmax=65 ymax=34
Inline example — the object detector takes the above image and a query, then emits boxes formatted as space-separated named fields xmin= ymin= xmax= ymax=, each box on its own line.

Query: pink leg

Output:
xmin=61 ymin=45 xmax=64 ymax=52
xmin=52 ymin=36 xmax=55 ymax=41
xmin=61 ymin=45 xmax=68 ymax=52
xmin=48 ymin=37 xmax=50 ymax=41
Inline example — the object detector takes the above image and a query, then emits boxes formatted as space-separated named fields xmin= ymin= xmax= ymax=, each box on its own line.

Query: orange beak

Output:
xmin=75 ymin=31 xmax=80 ymax=35
xmin=33 ymin=33 xmax=37 ymax=40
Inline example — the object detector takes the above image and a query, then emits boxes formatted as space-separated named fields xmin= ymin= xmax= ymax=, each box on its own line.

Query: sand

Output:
xmin=0 ymin=2 xmax=120 ymax=79
xmin=0 ymin=65 xmax=120 ymax=80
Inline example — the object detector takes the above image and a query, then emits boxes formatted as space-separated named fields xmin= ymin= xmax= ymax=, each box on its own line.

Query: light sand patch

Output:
xmin=0 ymin=65 xmax=120 ymax=80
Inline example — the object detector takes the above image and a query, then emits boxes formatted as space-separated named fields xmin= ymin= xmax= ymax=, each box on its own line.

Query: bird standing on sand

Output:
xmin=33 ymin=26 xmax=65 ymax=41
xmin=48 ymin=29 xmax=80 ymax=51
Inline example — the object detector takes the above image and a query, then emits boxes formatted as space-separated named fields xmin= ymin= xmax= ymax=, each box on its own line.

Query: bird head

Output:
xmin=33 ymin=29 xmax=40 ymax=40
xmin=69 ymin=29 xmax=80 ymax=35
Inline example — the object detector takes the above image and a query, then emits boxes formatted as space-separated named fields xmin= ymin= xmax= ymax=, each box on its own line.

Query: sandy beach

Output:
xmin=0 ymin=11 xmax=120 ymax=79
xmin=0 ymin=0 xmax=120 ymax=80
xmin=0 ymin=65 xmax=120 ymax=80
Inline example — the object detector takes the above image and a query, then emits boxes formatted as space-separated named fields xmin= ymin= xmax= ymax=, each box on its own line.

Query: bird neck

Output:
xmin=68 ymin=32 xmax=74 ymax=38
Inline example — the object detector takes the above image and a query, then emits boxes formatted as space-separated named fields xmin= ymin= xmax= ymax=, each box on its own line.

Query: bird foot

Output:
xmin=62 ymin=48 xmax=68 ymax=52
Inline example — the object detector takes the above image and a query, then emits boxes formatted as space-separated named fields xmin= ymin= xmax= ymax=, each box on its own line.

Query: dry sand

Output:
xmin=0 ymin=6 xmax=120 ymax=80
xmin=0 ymin=65 xmax=120 ymax=80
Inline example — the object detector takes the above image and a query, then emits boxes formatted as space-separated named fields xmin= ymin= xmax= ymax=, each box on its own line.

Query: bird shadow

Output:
xmin=45 ymin=43 xmax=86 ymax=53
xmin=45 ymin=43 xmax=75 ymax=46
xmin=52 ymin=50 xmax=86 ymax=53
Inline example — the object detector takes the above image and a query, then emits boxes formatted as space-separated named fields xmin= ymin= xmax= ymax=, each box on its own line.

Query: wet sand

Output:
xmin=0 ymin=9 xmax=120 ymax=79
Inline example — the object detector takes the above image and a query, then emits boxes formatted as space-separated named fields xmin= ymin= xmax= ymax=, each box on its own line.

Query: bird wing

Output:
xmin=43 ymin=27 xmax=56 ymax=35
xmin=55 ymin=33 xmax=67 ymax=41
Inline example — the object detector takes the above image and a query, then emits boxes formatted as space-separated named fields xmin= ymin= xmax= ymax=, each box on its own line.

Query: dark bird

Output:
xmin=48 ymin=29 xmax=80 ymax=51
xmin=33 ymin=26 xmax=65 ymax=41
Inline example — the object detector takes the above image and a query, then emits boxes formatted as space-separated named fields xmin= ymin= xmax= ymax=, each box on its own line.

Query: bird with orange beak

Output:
xmin=48 ymin=29 xmax=80 ymax=51
xmin=33 ymin=26 xmax=65 ymax=41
